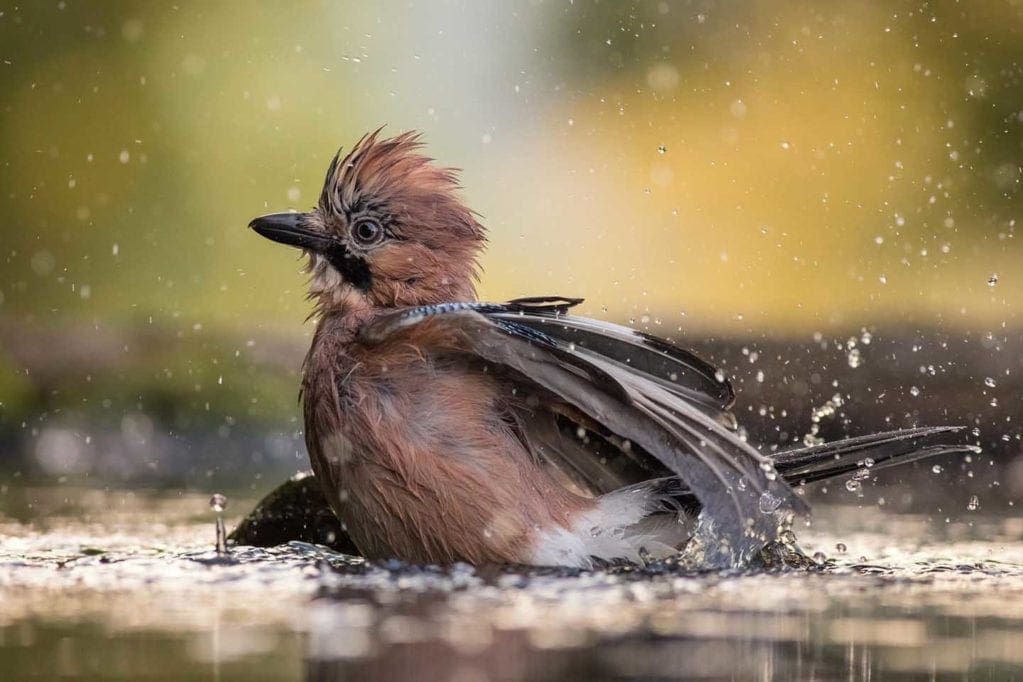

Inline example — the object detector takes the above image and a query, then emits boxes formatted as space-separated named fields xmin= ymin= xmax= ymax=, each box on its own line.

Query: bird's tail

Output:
xmin=771 ymin=425 xmax=975 ymax=486
xmin=621 ymin=426 xmax=975 ymax=517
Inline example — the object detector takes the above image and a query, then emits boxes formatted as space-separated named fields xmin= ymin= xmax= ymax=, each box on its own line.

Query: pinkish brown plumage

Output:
xmin=303 ymin=311 xmax=593 ymax=564
xmin=303 ymin=131 xmax=483 ymax=314
xmin=265 ymin=131 xmax=624 ymax=566
xmin=250 ymin=131 xmax=972 ymax=568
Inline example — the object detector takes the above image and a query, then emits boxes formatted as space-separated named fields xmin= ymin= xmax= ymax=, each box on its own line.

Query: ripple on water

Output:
xmin=3 ymin=492 xmax=1023 ymax=679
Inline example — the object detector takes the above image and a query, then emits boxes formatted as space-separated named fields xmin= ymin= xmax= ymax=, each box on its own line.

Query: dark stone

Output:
xmin=229 ymin=471 xmax=361 ymax=555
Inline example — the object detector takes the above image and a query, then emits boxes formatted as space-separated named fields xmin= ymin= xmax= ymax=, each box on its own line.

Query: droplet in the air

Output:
xmin=967 ymin=495 xmax=980 ymax=511
xmin=931 ymin=464 xmax=943 ymax=474
xmin=657 ymin=144 xmax=667 ymax=154
xmin=909 ymin=385 xmax=920 ymax=397
xmin=984 ymin=377 xmax=997 ymax=388
xmin=987 ymin=273 xmax=999 ymax=287
xmin=209 ymin=493 xmax=228 ymax=513
xmin=758 ymin=491 xmax=782 ymax=514
xmin=845 ymin=479 xmax=861 ymax=492
xmin=803 ymin=432 xmax=824 ymax=447
xmin=835 ymin=542 xmax=847 ymax=553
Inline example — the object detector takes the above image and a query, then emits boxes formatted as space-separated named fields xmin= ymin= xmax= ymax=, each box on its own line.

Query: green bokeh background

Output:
xmin=0 ymin=0 xmax=1020 ymax=483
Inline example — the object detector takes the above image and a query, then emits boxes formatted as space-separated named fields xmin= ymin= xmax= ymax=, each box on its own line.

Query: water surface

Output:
xmin=2 ymin=486 xmax=1022 ymax=680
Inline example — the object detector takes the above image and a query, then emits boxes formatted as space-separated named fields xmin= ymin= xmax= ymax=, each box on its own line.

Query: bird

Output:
xmin=249 ymin=130 xmax=972 ymax=569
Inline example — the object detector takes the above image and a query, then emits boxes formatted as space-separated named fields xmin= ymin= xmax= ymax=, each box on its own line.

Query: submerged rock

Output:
xmin=229 ymin=471 xmax=360 ymax=555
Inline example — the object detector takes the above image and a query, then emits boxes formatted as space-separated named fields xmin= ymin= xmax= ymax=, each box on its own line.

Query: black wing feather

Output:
xmin=500 ymin=299 xmax=735 ymax=410
xmin=508 ymin=408 xmax=634 ymax=494
xmin=647 ymin=426 xmax=975 ymax=510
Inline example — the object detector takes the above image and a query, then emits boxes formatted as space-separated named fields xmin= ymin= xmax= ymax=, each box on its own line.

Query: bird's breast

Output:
xmin=300 ymin=349 xmax=593 ymax=565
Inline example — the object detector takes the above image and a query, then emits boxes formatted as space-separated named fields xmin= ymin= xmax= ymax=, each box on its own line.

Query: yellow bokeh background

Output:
xmin=1 ymin=0 xmax=1019 ymax=338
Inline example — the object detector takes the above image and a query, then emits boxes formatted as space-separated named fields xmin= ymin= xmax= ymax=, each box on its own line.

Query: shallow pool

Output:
xmin=2 ymin=486 xmax=1022 ymax=680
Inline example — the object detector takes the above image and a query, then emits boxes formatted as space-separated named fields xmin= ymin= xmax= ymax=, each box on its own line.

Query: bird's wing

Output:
xmin=498 ymin=297 xmax=738 ymax=424
xmin=361 ymin=298 xmax=804 ymax=567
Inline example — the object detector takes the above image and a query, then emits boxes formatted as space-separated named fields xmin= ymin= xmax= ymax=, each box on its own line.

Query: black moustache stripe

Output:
xmin=324 ymin=243 xmax=373 ymax=291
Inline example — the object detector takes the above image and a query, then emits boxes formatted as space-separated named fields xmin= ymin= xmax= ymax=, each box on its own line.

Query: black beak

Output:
xmin=249 ymin=212 xmax=336 ymax=253
xmin=249 ymin=211 xmax=375 ymax=291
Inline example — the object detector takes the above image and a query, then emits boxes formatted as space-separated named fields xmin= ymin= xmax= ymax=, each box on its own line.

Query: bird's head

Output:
xmin=250 ymin=130 xmax=486 ymax=313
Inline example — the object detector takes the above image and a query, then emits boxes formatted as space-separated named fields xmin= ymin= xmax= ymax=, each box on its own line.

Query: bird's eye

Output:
xmin=351 ymin=218 xmax=384 ymax=246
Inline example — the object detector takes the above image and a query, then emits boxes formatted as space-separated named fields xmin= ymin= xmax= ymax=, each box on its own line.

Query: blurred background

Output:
xmin=0 ymin=0 xmax=1020 ymax=512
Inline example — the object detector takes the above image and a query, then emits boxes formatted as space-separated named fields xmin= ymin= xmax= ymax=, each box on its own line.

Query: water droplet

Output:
xmin=984 ymin=377 xmax=997 ymax=388
xmin=847 ymin=348 xmax=862 ymax=369
xmin=758 ymin=462 xmax=779 ymax=481
xmin=987 ymin=273 xmax=999 ymax=287
xmin=30 ymin=250 xmax=55 ymax=276
xmin=932 ymin=464 xmax=943 ymax=474
xmin=812 ymin=551 xmax=827 ymax=565
xmin=209 ymin=493 xmax=228 ymax=555
xmin=758 ymin=491 xmax=782 ymax=514
xmin=967 ymin=495 xmax=980 ymax=511
xmin=657 ymin=144 xmax=667 ymax=154
xmin=909 ymin=386 xmax=920 ymax=397
xmin=803 ymin=432 xmax=824 ymax=447
xmin=835 ymin=542 xmax=847 ymax=553
xmin=845 ymin=479 xmax=862 ymax=492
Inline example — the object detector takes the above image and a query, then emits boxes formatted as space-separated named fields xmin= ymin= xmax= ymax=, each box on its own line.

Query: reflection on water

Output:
xmin=2 ymin=488 xmax=1023 ymax=680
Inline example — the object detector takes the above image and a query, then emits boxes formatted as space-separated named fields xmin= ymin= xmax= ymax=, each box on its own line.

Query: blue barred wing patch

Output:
xmin=361 ymin=301 xmax=555 ymax=346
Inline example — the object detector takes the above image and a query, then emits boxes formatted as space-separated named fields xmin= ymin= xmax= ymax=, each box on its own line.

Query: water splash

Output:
xmin=803 ymin=393 xmax=844 ymax=446
xmin=210 ymin=493 xmax=229 ymax=556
